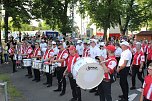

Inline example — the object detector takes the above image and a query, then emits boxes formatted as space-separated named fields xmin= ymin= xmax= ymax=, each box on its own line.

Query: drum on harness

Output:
xmin=72 ymin=57 xmax=104 ymax=90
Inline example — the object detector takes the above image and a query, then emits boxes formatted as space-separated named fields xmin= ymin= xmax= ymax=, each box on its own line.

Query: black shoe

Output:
xmin=130 ymin=86 xmax=136 ymax=90
xmin=118 ymin=98 xmax=128 ymax=101
xmin=36 ymin=80 xmax=40 ymax=82
xmin=28 ymin=75 xmax=33 ymax=78
xmin=47 ymin=85 xmax=52 ymax=87
xmin=118 ymin=95 xmax=124 ymax=98
xmin=69 ymin=98 xmax=77 ymax=101
xmin=32 ymin=79 xmax=36 ymax=81
xmin=54 ymin=89 xmax=61 ymax=92
xmin=95 ymin=92 xmax=99 ymax=96
xmin=13 ymin=70 xmax=17 ymax=73
xmin=59 ymin=92 xmax=65 ymax=96
xmin=43 ymin=82 xmax=48 ymax=85
xmin=89 ymin=89 xmax=97 ymax=93
xmin=25 ymin=74 xmax=29 ymax=77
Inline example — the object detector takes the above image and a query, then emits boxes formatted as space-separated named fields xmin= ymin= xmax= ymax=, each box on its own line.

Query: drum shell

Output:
xmin=23 ymin=59 xmax=32 ymax=67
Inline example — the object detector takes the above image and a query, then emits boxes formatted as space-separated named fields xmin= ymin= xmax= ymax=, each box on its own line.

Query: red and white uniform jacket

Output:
xmin=83 ymin=48 xmax=89 ymax=57
xmin=9 ymin=47 xmax=15 ymax=56
xmin=142 ymin=44 xmax=148 ymax=53
xmin=43 ymin=49 xmax=54 ymax=60
xmin=104 ymin=56 xmax=117 ymax=80
xmin=26 ymin=47 xmax=33 ymax=58
xmin=21 ymin=45 xmax=27 ymax=54
xmin=143 ymin=75 xmax=152 ymax=100
xmin=67 ymin=53 xmax=80 ymax=73
xmin=147 ymin=46 xmax=152 ymax=61
xmin=132 ymin=51 xmax=145 ymax=66
xmin=33 ymin=48 xmax=41 ymax=57
xmin=56 ymin=49 xmax=69 ymax=67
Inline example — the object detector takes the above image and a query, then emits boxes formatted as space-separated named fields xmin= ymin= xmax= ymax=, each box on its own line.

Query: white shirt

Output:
xmin=100 ymin=49 xmax=107 ymax=59
xmin=118 ymin=49 xmax=132 ymax=67
xmin=89 ymin=46 xmax=101 ymax=59
xmin=115 ymin=47 xmax=122 ymax=57
xmin=40 ymin=42 xmax=47 ymax=54
xmin=53 ymin=46 xmax=59 ymax=56
xmin=63 ymin=42 xmax=67 ymax=48
xmin=76 ymin=44 xmax=83 ymax=56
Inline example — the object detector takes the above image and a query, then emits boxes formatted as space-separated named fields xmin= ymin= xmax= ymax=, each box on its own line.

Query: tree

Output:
xmin=2 ymin=0 xmax=32 ymax=42
xmin=79 ymin=0 xmax=120 ymax=40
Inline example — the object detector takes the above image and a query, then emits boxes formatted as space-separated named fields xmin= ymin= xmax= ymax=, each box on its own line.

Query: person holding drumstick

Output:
xmin=52 ymin=43 xmax=69 ymax=96
xmin=63 ymin=45 xmax=81 ymax=101
xmin=42 ymin=44 xmax=54 ymax=87
xmin=98 ymin=45 xmax=117 ymax=101
xmin=32 ymin=42 xmax=41 ymax=82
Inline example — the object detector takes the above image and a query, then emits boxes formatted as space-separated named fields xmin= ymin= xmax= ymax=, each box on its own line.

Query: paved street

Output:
xmin=0 ymin=63 xmax=143 ymax=101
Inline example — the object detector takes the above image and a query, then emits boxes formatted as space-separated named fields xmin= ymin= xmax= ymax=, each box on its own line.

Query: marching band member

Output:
xmin=32 ymin=42 xmax=41 ymax=82
xmin=117 ymin=41 xmax=132 ymax=101
xmin=9 ymin=44 xmax=17 ymax=73
xmin=52 ymin=43 xmax=69 ymax=96
xmin=60 ymin=39 xmax=67 ymax=48
xmin=42 ymin=44 xmax=54 ymax=87
xmin=52 ymin=41 xmax=59 ymax=56
xmin=82 ymin=41 xmax=89 ymax=57
xmin=98 ymin=45 xmax=117 ymax=101
xmin=130 ymin=42 xmax=144 ymax=90
xmin=63 ymin=45 xmax=81 ymax=101
xmin=146 ymin=41 xmax=152 ymax=68
xmin=140 ymin=63 xmax=152 ymax=101
xmin=76 ymin=40 xmax=83 ymax=57
xmin=99 ymin=42 xmax=107 ymax=59
xmin=24 ymin=42 xmax=33 ymax=78
xmin=88 ymin=39 xmax=101 ymax=93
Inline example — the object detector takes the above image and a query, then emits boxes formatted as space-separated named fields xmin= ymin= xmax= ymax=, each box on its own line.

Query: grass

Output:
xmin=0 ymin=73 xmax=22 ymax=101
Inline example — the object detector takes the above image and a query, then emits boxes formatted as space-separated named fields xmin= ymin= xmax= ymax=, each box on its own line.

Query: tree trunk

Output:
xmin=103 ymin=27 xmax=108 ymax=42
xmin=4 ymin=11 xmax=9 ymax=43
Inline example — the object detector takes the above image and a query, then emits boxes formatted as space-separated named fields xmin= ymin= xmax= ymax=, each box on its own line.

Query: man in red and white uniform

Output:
xmin=9 ymin=44 xmax=17 ymax=73
xmin=98 ymin=45 xmax=117 ymax=101
xmin=42 ymin=44 xmax=54 ymax=87
xmin=52 ymin=43 xmax=69 ymax=96
xmin=140 ymin=63 xmax=152 ymax=101
xmin=146 ymin=41 xmax=152 ymax=68
xmin=32 ymin=42 xmax=41 ymax=82
xmin=24 ymin=42 xmax=33 ymax=78
xmin=63 ymin=45 xmax=81 ymax=101
xmin=130 ymin=42 xmax=144 ymax=90
xmin=82 ymin=42 xmax=89 ymax=57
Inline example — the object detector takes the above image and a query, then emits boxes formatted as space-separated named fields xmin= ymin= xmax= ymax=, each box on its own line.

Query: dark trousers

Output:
xmin=27 ymin=66 xmax=32 ymax=76
xmin=10 ymin=56 xmax=16 ymax=72
xmin=0 ymin=53 xmax=3 ymax=63
xmin=119 ymin=67 xmax=130 ymax=100
xmin=33 ymin=69 xmax=40 ymax=81
xmin=4 ymin=54 xmax=9 ymax=62
xmin=98 ymin=80 xmax=112 ymax=101
xmin=68 ymin=75 xmax=81 ymax=101
xmin=143 ymin=97 xmax=151 ymax=101
xmin=56 ymin=67 xmax=66 ymax=93
xmin=131 ymin=65 xmax=144 ymax=87
xmin=46 ymin=73 xmax=52 ymax=85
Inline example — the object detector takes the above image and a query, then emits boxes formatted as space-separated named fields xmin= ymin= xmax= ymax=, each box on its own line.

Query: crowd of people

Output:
xmin=0 ymin=33 xmax=152 ymax=101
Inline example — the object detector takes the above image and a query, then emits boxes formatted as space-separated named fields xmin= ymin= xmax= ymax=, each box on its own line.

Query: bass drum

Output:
xmin=72 ymin=57 xmax=104 ymax=90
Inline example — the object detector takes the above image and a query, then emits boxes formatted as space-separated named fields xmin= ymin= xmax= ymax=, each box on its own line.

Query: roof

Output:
xmin=137 ymin=31 xmax=152 ymax=35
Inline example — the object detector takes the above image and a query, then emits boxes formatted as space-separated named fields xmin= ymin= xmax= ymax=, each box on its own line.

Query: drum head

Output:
xmin=76 ymin=63 xmax=104 ymax=90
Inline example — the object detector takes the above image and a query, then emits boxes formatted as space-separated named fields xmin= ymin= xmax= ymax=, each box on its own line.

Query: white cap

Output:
xmin=99 ymin=42 xmax=105 ymax=46
xmin=90 ymin=39 xmax=98 ymax=44
xmin=120 ymin=41 xmax=130 ymax=47
xmin=136 ymin=42 xmax=141 ymax=45
xmin=60 ymin=39 xmax=64 ymax=41
xmin=52 ymin=41 xmax=56 ymax=45
xmin=77 ymin=40 xmax=82 ymax=44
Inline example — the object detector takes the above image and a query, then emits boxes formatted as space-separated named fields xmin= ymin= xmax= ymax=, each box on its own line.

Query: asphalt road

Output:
xmin=0 ymin=63 xmax=143 ymax=101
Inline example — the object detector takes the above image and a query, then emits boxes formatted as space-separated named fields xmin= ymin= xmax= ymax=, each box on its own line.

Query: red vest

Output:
xmin=147 ymin=46 xmax=152 ymax=60
xmin=143 ymin=75 xmax=152 ymax=100
xmin=56 ymin=49 xmax=69 ymax=67
xmin=83 ymin=48 xmax=89 ymax=57
xmin=104 ymin=56 xmax=117 ymax=80
xmin=132 ymin=51 xmax=145 ymax=66
xmin=67 ymin=53 xmax=80 ymax=73
xmin=9 ymin=47 xmax=15 ymax=55
xmin=26 ymin=47 xmax=33 ymax=58
xmin=43 ymin=49 xmax=54 ymax=60
xmin=33 ymin=48 xmax=41 ymax=57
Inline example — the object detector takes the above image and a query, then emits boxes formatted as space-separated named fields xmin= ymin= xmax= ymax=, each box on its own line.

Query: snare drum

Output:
xmin=35 ymin=60 xmax=42 ymax=69
xmin=72 ymin=57 xmax=104 ymax=90
xmin=13 ymin=54 xmax=22 ymax=60
xmin=23 ymin=59 xmax=32 ymax=67
xmin=32 ymin=58 xmax=37 ymax=69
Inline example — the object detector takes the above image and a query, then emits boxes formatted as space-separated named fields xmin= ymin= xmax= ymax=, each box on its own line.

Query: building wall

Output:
xmin=136 ymin=35 xmax=152 ymax=41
